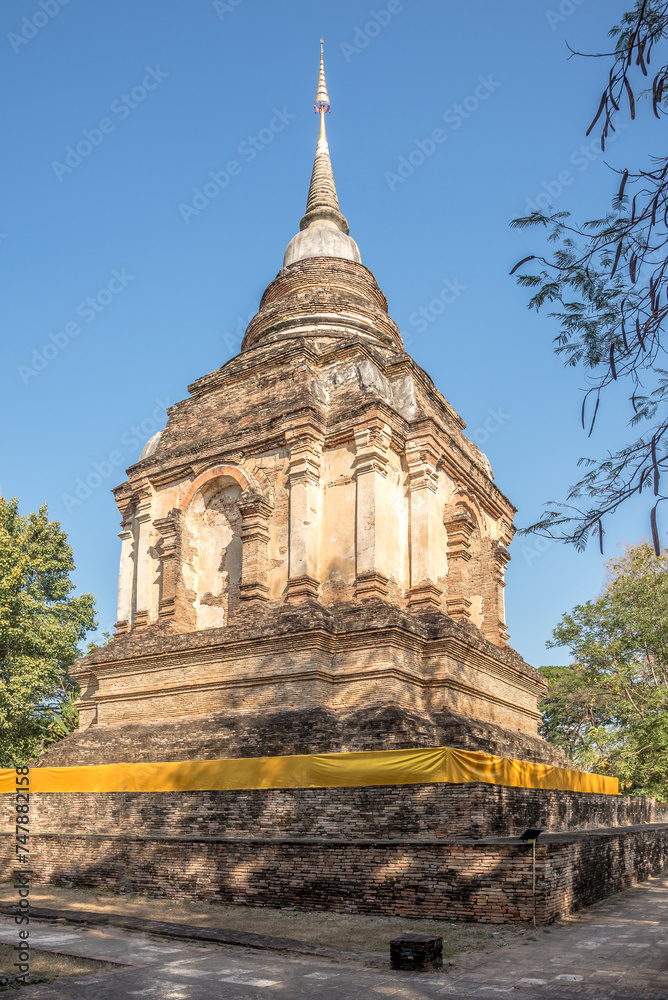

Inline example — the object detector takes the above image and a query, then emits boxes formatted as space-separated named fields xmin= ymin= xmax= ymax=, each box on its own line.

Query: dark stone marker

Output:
xmin=390 ymin=933 xmax=443 ymax=971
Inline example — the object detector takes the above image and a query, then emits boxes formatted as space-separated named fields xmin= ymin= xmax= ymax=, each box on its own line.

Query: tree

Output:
xmin=0 ymin=497 xmax=96 ymax=766
xmin=540 ymin=542 xmax=668 ymax=798
xmin=511 ymin=1 xmax=668 ymax=553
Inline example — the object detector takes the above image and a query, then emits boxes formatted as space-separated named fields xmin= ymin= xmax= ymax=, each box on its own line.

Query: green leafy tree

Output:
xmin=0 ymin=497 xmax=96 ymax=766
xmin=540 ymin=542 xmax=668 ymax=797
xmin=511 ymin=1 xmax=668 ymax=552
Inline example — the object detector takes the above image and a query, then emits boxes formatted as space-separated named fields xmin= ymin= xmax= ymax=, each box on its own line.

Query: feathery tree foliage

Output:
xmin=540 ymin=542 xmax=668 ymax=798
xmin=511 ymin=1 xmax=668 ymax=552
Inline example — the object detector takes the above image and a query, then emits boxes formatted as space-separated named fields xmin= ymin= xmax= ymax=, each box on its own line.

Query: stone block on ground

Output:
xmin=390 ymin=932 xmax=443 ymax=970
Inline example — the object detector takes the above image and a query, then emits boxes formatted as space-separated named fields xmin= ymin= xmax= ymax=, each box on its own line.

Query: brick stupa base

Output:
xmin=41 ymin=703 xmax=568 ymax=769
xmin=64 ymin=601 xmax=566 ymax=766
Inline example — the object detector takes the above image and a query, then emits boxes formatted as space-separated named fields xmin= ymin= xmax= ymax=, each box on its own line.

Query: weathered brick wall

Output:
xmin=242 ymin=258 xmax=403 ymax=351
xmin=0 ymin=783 xmax=655 ymax=840
xmin=1 ymin=825 xmax=666 ymax=924
xmin=37 ymin=704 xmax=569 ymax=768
xmin=539 ymin=826 xmax=668 ymax=919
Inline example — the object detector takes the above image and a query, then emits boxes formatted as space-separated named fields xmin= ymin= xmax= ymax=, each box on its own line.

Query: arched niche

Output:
xmin=183 ymin=475 xmax=244 ymax=629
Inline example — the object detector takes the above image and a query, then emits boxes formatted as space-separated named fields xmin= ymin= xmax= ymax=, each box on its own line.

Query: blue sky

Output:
xmin=0 ymin=0 xmax=659 ymax=666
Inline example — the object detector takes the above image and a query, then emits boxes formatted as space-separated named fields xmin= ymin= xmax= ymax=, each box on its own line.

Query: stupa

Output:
xmin=8 ymin=45 xmax=665 ymax=928
xmin=47 ymin=43 xmax=567 ymax=769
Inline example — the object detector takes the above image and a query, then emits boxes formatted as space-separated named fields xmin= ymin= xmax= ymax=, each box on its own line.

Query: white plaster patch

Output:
xmin=327 ymin=363 xmax=358 ymax=386
xmin=470 ymin=594 xmax=484 ymax=629
xmin=389 ymin=374 xmax=418 ymax=421
xmin=140 ymin=430 xmax=162 ymax=460
xmin=357 ymin=359 xmax=386 ymax=393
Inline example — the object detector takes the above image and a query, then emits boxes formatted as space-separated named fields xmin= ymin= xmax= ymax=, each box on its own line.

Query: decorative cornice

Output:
xmin=406 ymin=439 xmax=439 ymax=492
xmin=353 ymin=421 xmax=392 ymax=477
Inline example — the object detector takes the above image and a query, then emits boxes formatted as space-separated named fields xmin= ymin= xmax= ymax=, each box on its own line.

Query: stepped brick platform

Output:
xmin=0 ymin=781 xmax=659 ymax=842
xmin=40 ymin=704 xmax=570 ymax=769
xmin=3 ymin=762 xmax=666 ymax=924
xmin=2 ymin=822 xmax=667 ymax=924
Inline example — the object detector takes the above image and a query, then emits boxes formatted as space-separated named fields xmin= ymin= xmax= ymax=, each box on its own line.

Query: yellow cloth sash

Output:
xmin=0 ymin=746 xmax=618 ymax=795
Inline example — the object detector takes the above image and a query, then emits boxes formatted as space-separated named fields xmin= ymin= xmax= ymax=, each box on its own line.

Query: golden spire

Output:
xmin=314 ymin=38 xmax=330 ymax=112
xmin=300 ymin=39 xmax=349 ymax=234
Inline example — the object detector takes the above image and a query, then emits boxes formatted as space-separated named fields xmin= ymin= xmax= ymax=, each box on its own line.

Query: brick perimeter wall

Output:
xmin=1 ymin=826 xmax=667 ymax=924
xmin=544 ymin=826 xmax=668 ymax=918
xmin=0 ymin=784 xmax=655 ymax=841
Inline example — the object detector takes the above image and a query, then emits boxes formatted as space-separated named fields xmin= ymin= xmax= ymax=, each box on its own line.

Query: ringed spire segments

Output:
xmin=300 ymin=39 xmax=347 ymax=233
xmin=314 ymin=38 xmax=330 ymax=113
xmin=281 ymin=37 xmax=362 ymax=262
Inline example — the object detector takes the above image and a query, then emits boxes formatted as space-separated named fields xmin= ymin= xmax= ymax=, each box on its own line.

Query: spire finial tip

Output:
xmin=314 ymin=37 xmax=330 ymax=113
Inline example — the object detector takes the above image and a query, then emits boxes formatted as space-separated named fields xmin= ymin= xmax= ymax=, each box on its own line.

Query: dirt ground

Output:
xmin=0 ymin=881 xmax=537 ymax=957
xmin=0 ymin=942 xmax=118 ymax=985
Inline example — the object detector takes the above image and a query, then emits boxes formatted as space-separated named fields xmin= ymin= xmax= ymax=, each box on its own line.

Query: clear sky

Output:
xmin=0 ymin=0 xmax=659 ymax=666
